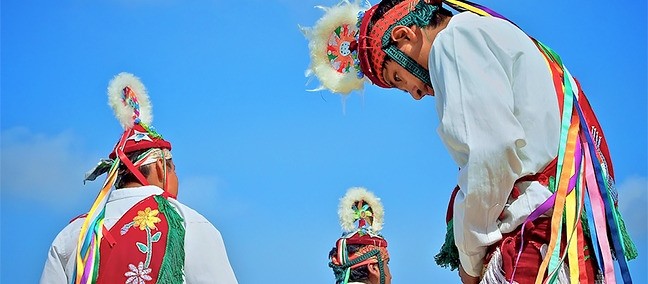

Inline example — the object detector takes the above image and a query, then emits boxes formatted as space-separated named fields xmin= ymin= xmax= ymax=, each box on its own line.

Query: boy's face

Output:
xmin=382 ymin=59 xmax=434 ymax=100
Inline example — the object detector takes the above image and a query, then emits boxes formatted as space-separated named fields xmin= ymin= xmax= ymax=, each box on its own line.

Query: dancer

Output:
xmin=302 ymin=1 xmax=637 ymax=283
xmin=40 ymin=72 xmax=238 ymax=284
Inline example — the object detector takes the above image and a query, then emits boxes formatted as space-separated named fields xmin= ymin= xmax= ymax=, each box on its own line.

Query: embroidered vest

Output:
xmin=95 ymin=194 xmax=185 ymax=284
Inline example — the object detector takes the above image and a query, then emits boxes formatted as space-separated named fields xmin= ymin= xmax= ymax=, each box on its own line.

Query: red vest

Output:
xmin=96 ymin=195 xmax=170 ymax=283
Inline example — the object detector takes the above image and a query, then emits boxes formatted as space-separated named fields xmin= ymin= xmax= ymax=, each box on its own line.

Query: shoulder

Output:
xmin=166 ymin=198 xmax=215 ymax=226
xmin=437 ymin=12 xmax=528 ymax=46
xmin=48 ymin=214 xmax=86 ymax=258
xmin=68 ymin=213 xmax=87 ymax=223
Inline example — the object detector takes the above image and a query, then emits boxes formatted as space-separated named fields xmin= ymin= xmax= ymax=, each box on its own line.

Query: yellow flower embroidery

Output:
xmin=133 ymin=207 xmax=161 ymax=230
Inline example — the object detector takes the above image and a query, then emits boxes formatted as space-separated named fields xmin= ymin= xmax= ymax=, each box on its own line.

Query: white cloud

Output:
xmin=1 ymin=127 xmax=100 ymax=203
xmin=617 ymin=176 xmax=648 ymax=239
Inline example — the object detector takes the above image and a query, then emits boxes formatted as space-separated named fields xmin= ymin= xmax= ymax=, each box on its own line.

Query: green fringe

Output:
xmin=614 ymin=206 xmax=638 ymax=260
xmin=434 ymin=219 xmax=460 ymax=271
xmin=155 ymin=195 xmax=186 ymax=283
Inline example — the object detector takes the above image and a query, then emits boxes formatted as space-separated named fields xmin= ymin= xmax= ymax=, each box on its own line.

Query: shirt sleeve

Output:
xmin=430 ymin=17 xmax=529 ymax=277
xmin=40 ymin=244 xmax=69 ymax=284
xmin=40 ymin=219 xmax=83 ymax=284
xmin=183 ymin=219 xmax=239 ymax=284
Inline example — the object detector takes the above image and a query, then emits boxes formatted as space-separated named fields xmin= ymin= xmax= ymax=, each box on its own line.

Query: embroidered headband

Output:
xmin=359 ymin=0 xmax=438 ymax=88
xmin=329 ymin=187 xmax=389 ymax=284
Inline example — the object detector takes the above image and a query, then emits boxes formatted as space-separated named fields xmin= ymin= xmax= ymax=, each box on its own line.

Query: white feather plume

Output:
xmin=107 ymin=72 xmax=153 ymax=129
xmin=338 ymin=187 xmax=384 ymax=233
xmin=301 ymin=0 xmax=370 ymax=95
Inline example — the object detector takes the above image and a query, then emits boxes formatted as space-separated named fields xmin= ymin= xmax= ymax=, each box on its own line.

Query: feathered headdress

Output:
xmin=329 ymin=187 xmax=389 ymax=284
xmin=74 ymin=72 xmax=172 ymax=284
xmin=300 ymin=0 xmax=484 ymax=95
xmin=338 ymin=187 xmax=384 ymax=234
xmin=300 ymin=0 xmax=370 ymax=95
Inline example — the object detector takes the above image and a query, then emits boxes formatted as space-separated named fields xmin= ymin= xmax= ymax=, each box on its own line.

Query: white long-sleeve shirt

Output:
xmin=40 ymin=185 xmax=239 ymax=284
xmin=429 ymin=12 xmax=561 ymax=277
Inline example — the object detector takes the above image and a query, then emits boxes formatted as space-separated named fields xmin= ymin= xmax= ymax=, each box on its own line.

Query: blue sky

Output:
xmin=1 ymin=0 xmax=646 ymax=283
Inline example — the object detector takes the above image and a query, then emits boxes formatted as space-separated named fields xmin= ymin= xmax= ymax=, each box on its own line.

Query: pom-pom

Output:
xmin=300 ymin=0 xmax=371 ymax=95
xmin=107 ymin=72 xmax=153 ymax=129
xmin=338 ymin=187 xmax=384 ymax=233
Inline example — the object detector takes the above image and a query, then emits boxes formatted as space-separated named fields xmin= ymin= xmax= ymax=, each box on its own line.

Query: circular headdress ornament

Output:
xmin=301 ymin=0 xmax=371 ymax=95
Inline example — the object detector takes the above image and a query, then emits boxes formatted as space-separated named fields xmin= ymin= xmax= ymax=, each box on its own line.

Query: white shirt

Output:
xmin=429 ymin=12 xmax=561 ymax=277
xmin=40 ymin=185 xmax=239 ymax=284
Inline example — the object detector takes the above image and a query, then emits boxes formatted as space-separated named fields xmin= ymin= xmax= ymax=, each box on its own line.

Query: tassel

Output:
xmin=434 ymin=219 xmax=460 ymax=270
xmin=154 ymin=195 xmax=186 ymax=284
xmin=614 ymin=207 xmax=638 ymax=260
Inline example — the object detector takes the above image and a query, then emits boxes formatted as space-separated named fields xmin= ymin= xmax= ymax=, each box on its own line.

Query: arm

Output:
xmin=430 ymin=18 xmax=527 ymax=277
xmin=40 ymin=219 xmax=83 ymax=284
xmin=40 ymin=244 xmax=69 ymax=284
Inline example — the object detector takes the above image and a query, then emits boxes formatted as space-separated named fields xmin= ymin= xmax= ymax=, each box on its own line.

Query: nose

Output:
xmin=408 ymin=86 xmax=423 ymax=100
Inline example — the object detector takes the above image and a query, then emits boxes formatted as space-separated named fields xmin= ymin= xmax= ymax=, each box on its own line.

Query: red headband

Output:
xmin=357 ymin=0 xmax=420 ymax=88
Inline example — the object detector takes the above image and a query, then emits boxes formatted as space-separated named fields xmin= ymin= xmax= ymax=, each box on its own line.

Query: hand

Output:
xmin=459 ymin=265 xmax=480 ymax=284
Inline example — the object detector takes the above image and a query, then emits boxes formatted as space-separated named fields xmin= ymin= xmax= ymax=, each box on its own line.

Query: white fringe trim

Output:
xmin=480 ymin=244 xmax=577 ymax=284
xmin=540 ymin=244 xmax=571 ymax=284
xmin=480 ymin=248 xmax=516 ymax=284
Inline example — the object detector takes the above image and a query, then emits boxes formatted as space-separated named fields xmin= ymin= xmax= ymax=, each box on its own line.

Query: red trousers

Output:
xmin=485 ymin=218 xmax=600 ymax=283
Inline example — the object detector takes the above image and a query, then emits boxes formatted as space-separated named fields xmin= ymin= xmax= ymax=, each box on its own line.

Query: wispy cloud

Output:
xmin=1 ymin=127 xmax=98 ymax=203
xmin=178 ymin=175 xmax=248 ymax=221
xmin=617 ymin=176 xmax=648 ymax=239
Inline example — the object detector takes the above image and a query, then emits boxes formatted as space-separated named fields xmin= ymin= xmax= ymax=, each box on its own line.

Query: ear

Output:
xmin=367 ymin=263 xmax=380 ymax=278
xmin=390 ymin=25 xmax=417 ymax=45
xmin=153 ymin=159 xmax=165 ymax=183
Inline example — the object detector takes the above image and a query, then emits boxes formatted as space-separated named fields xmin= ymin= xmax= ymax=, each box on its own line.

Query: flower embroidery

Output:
xmin=133 ymin=207 xmax=161 ymax=230
xmin=124 ymin=262 xmax=152 ymax=284
xmin=123 ymin=205 xmax=164 ymax=280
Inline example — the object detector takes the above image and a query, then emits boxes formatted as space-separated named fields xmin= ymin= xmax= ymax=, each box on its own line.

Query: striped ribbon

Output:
xmin=73 ymin=130 xmax=129 ymax=284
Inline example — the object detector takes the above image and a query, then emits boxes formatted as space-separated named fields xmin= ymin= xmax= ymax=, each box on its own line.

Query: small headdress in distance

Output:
xmin=330 ymin=187 xmax=389 ymax=284
xmin=339 ymin=186 xmax=384 ymax=234
xmin=300 ymin=0 xmax=371 ymax=95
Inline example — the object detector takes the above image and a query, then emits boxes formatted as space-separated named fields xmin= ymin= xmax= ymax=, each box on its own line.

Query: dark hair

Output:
xmin=370 ymin=0 xmax=453 ymax=30
xmin=115 ymin=149 xmax=152 ymax=189
xmin=329 ymin=244 xmax=371 ymax=283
